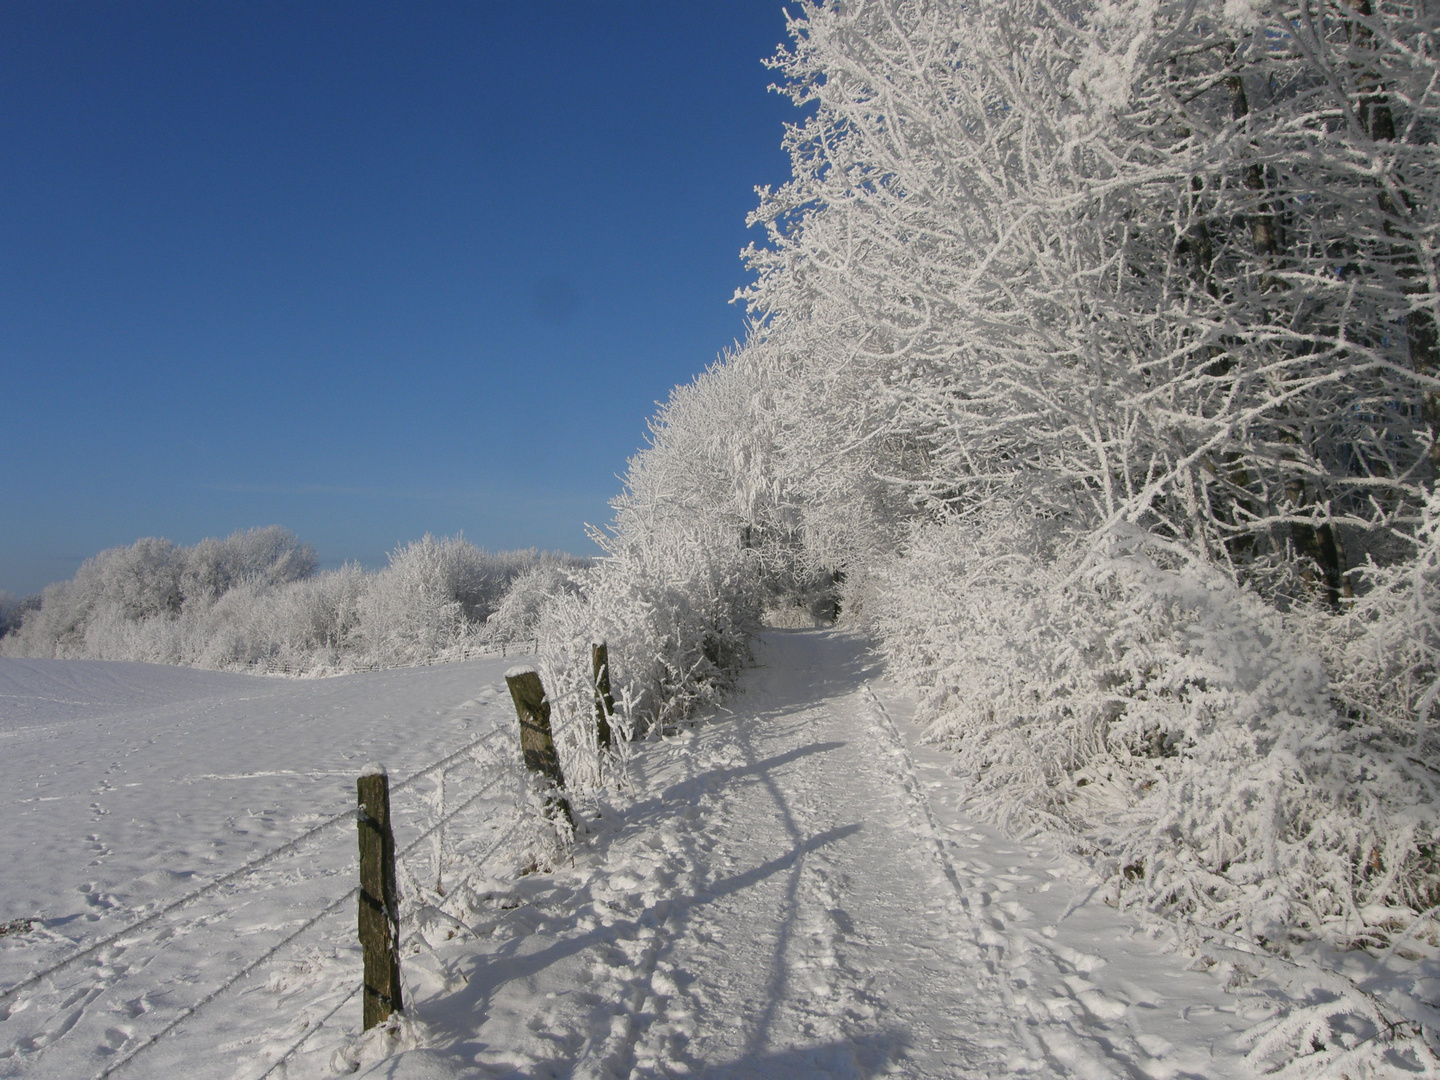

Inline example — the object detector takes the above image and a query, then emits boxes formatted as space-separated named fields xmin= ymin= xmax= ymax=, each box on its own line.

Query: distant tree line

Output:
xmin=0 ymin=527 xmax=584 ymax=673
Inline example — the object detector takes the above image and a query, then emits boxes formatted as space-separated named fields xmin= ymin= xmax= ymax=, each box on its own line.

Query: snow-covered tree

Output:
xmin=542 ymin=0 xmax=1440 ymax=985
xmin=742 ymin=0 xmax=1440 ymax=593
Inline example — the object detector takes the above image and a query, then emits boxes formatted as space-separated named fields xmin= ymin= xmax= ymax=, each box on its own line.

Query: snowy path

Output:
xmin=382 ymin=630 xmax=1259 ymax=1080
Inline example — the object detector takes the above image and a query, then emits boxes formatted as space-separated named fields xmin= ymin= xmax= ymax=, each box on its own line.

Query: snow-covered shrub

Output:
xmin=1 ymin=530 xmax=578 ymax=675
xmin=29 ymin=528 xmax=329 ymax=668
xmin=0 ymin=593 xmax=38 ymax=640
xmin=267 ymin=562 xmax=369 ymax=661
xmin=877 ymin=515 xmax=1440 ymax=950
xmin=535 ymin=360 xmax=777 ymax=742
xmin=533 ymin=526 xmax=759 ymax=753
xmin=484 ymin=564 xmax=576 ymax=648
xmin=1313 ymin=488 xmax=1440 ymax=757
xmin=760 ymin=568 xmax=843 ymax=628
xmin=356 ymin=536 xmax=580 ymax=667
xmin=539 ymin=520 xmax=762 ymax=741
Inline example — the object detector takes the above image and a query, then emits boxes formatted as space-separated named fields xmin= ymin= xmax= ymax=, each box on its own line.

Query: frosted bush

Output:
xmin=185 ymin=564 xmax=367 ymax=673
xmin=1311 ymin=488 xmax=1440 ymax=756
xmin=357 ymin=536 xmax=582 ymax=667
xmin=484 ymin=564 xmax=576 ymax=648
xmin=268 ymin=563 xmax=369 ymax=662
xmin=876 ymin=515 xmax=1440 ymax=950
xmin=538 ymin=521 xmax=761 ymax=741
xmin=1 ymin=530 xmax=574 ymax=675
xmin=533 ymin=361 xmax=778 ymax=742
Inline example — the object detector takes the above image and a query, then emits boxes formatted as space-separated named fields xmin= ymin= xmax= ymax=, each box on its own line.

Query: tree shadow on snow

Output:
xmin=696 ymin=1029 xmax=909 ymax=1079
xmin=433 ymin=823 xmax=863 ymax=1072
xmin=451 ymin=821 xmax=862 ymax=996
xmin=617 ymin=739 xmax=849 ymax=832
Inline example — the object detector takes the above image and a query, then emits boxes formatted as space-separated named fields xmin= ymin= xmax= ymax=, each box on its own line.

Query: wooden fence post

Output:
xmin=357 ymin=767 xmax=403 ymax=1030
xmin=504 ymin=667 xmax=575 ymax=830
xmin=591 ymin=642 xmax=615 ymax=750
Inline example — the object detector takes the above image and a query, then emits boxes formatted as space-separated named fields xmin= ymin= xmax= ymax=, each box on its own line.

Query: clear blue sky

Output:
xmin=0 ymin=2 xmax=798 ymax=596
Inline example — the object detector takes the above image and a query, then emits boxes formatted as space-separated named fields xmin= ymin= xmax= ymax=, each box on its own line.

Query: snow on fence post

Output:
xmin=356 ymin=766 xmax=403 ymax=1030
xmin=504 ymin=667 xmax=574 ymax=830
xmin=591 ymin=641 xmax=615 ymax=749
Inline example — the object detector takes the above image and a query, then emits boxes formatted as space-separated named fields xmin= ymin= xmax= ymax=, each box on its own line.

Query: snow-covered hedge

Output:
xmin=534 ymin=362 xmax=777 ymax=740
xmin=875 ymin=516 xmax=1440 ymax=949
xmin=0 ymin=528 xmax=583 ymax=675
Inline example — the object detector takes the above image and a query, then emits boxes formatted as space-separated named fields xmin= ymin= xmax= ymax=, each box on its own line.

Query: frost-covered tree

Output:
xmin=0 ymin=592 xmax=38 ymax=640
xmin=1 ymin=530 xmax=578 ymax=674
xmin=179 ymin=526 xmax=318 ymax=607
xmin=737 ymin=0 xmax=1440 ymax=598
xmin=537 ymin=2 xmax=1440 ymax=999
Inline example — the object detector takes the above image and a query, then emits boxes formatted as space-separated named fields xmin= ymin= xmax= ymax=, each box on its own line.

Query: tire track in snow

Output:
xmin=858 ymin=678 xmax=1120 ymax=1076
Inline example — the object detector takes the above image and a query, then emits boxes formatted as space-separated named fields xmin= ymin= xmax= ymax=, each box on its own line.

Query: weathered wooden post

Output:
xmin=357 ymin=766 xmax=403 ymax=1030
xmin=504 ymin=667 xmax=574 ymax=830
xmin=591 ymin=641 xmax=615 ymax=750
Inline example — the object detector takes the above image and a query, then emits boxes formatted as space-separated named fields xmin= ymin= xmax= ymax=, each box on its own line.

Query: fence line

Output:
xmin=250 ymin=813 xmax=531 ymax=1080
xmin=90 ymin=886 xmax=362 ymax=1080
xmin=9 ymin=660 xmax=602 ymax=1080
xmin=87 ymin=759 xmax=530 ymax=1079
xmin=0 ymin=726 xmax=509 ymax=1009
xmin=390 ymin=726 xmax=508 ymax=797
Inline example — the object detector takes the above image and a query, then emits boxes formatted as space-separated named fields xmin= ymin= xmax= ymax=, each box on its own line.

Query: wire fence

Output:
xmin=0 ymin=718 xmax=544 ymax=1080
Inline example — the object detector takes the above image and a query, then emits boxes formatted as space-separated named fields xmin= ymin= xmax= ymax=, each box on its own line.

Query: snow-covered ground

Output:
xmin=0 ymin=634 xmax=1428 ymax=1078
xmin=385 ymin=630 xmax=1263 ymax=1080
xmin=0 ymin=656 xmax=521 ymax=1080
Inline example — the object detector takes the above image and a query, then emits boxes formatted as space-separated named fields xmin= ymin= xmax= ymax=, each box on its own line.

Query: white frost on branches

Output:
xmin=539 ymin=7 xmax=1440 ymax=1060
xmin=1 ymin=529 xmax=582 ymax=675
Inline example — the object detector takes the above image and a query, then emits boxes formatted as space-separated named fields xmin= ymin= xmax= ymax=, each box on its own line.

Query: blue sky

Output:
xmin=0 ymin=2 xmax=799 ymax=596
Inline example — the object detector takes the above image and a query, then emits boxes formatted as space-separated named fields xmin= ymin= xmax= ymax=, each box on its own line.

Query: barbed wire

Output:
xmin=88 ymin=765 xmax=531 ymax=1079
xmin=89 ymin=886 xmax=362 ymax=1080
xmin=0 ymin=726 xmax=509 ymax=1008
xmin=253 ymin=984 xmax=362 ymax=1080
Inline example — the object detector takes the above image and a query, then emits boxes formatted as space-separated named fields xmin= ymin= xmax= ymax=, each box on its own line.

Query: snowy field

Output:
xmin=0 ymin=636 xmax=1431 ymax=1078
xmin=0 ymin=656 xmax=523 ymax=1080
